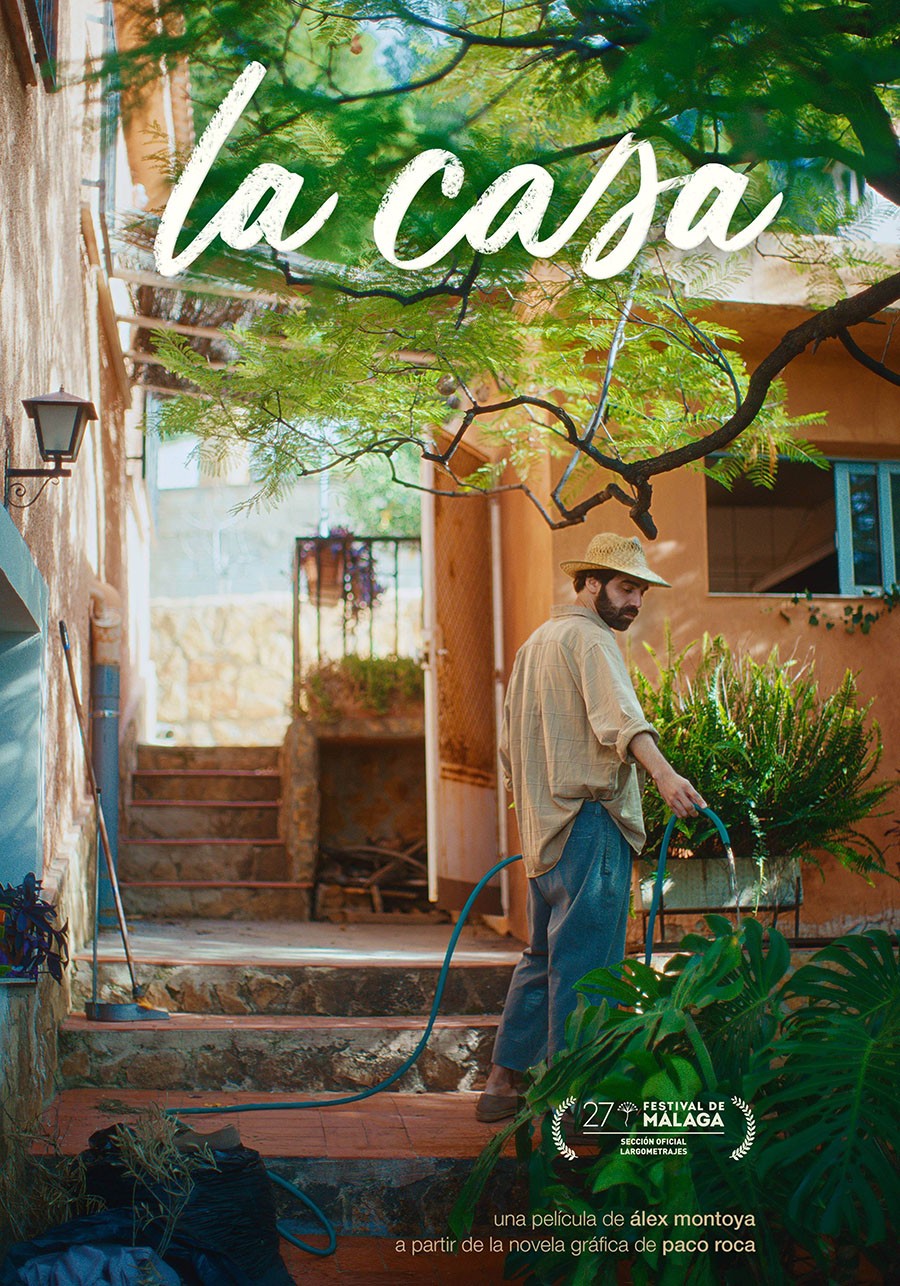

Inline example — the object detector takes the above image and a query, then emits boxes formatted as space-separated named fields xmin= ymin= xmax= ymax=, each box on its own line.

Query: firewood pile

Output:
xmin=313 ymin=839 xmax=441 ymax=921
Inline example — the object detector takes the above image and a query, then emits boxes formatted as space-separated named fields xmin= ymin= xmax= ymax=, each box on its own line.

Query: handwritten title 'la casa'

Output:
xmin=155 ymin=63 xmax=784 ymax=282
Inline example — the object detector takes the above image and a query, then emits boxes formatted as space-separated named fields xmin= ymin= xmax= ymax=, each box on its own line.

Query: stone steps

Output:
xmin=57 ymin=1013 xmax=499 ymax=1093
xmin=69 ymin=956 xmax=514 ymax=1017
xmin=41 ymin=1090 xmax=523 ymax=1245
xmin=118 ymin=881 xmax=312 ymax=920
xmin=61 ymin=743 xmax=520 ymax=1252
xmin=119 ymin=839 xmax=287 ymax=883
xmin=137 ymin=745 xmax=281 ymax=771
xmin=132 ymin=769 xmax=281 ymax=802
xmin=126 ymin=800 xmax=282 ymax=841
xmin=122 ymin=748 xmax=290 ymax=919
xmin=269 ymin=1157 xmax=520 ymax=1247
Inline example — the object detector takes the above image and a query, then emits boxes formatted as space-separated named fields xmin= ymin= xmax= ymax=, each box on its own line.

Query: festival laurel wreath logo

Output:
xmin=551 ymin=1097 xmax=756 ymax=1163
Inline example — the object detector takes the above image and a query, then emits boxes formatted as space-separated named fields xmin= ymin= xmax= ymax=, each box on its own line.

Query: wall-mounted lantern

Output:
xmin=3 ymin=389 xmax=98 ymax=508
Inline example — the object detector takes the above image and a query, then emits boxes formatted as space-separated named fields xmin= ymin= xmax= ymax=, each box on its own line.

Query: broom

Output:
xmin=59 ymin=620 xmax=168 ymax=1021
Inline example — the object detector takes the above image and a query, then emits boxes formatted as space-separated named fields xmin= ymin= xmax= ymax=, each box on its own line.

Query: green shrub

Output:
xmin=632 ymin=634 xmax=893 ymax=876
xmin=301 ymin=654 xmax=424 ymax=721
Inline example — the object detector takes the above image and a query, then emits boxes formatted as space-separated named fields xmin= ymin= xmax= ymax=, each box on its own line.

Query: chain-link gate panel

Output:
xmin=434 ymin=492 xmax=495 ymax=782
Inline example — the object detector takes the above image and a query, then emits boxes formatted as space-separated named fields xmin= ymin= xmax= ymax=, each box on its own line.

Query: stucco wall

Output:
xmin=498 ymin=466 xmax=555 ymax=941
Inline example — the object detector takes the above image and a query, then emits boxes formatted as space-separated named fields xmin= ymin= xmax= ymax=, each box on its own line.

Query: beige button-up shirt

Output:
xmin=499 ymin=605 xmax=658 ymax=876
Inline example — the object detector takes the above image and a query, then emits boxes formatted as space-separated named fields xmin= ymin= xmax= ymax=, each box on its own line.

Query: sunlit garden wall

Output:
xmin=548 ymin=304 xmax=900 ymax=942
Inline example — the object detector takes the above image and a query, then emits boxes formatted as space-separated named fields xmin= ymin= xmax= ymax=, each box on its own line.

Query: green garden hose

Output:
xmin=643 ymin=806 xmax=735 ymax=965
xmin=166 ymin=809 xmax=728 ymax=1257
xmin=168 ymin=852 xmax=523 ymax=1255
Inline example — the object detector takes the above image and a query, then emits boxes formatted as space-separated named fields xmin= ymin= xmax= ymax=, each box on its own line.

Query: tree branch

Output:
xmin=324 ymin=41 xmax=470 ymax=104
xmin=837 ymin=328 xmax=900 ymax=388
xmin=632 ymin=271 xmax=900 ymax=481
xmin=275 ymin=255 xmax=484 ymax=310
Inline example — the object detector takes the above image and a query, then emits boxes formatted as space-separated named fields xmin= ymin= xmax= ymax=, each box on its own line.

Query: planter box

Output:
xmin=639 ymin=855 xmax=802 ymax=940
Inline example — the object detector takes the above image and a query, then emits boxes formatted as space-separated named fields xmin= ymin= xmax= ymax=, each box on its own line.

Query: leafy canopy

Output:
xmin=108 ymin=1 xmax=900 ymax=529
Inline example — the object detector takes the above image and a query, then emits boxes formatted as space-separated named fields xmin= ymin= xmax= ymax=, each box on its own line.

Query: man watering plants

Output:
xmin=476 ymin=533 xmax=707 ymax=1123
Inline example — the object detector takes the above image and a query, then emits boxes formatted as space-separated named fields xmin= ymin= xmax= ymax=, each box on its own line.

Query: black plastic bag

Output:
xmin=0 ymin=1208 xmax=242 ymax=1286
xmin=81 ymin=1125 xmax=294 ymax=1286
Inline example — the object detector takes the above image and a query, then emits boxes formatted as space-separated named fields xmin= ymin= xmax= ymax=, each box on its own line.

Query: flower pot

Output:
xmin=303 ymin=545 xmax=346 ymax=607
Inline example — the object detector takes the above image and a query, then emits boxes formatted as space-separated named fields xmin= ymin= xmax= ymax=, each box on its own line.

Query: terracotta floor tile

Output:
xmin=321 ymin=1244 xmax=391 ymax=1272
xmin=42 ymin=1089 xmax=519 ymax=1163
xmin=279 ymin=1238 xmax=511 ymax=1285
xmin=361 ymin=1122 xmax=407 ymax=1137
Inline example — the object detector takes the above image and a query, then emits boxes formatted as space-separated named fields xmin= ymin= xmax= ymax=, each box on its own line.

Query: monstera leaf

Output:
xmin=450 ymin=922 xmax=897 ymax=1284
xmin=752 ymin=932 xmax=899 ymax=1249
xmin=676 ymin=916 xmax=793 ymax=1081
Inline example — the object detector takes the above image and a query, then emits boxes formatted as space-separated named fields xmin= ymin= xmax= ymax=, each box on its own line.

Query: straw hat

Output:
xmin=559 ymin=533 xmax=670 ymax=588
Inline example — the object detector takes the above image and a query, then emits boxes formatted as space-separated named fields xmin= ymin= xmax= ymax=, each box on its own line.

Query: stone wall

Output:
xmin=151 ymin=589 xmax=426 ymax=745
xmin=281 ymin=715 xmax=426 ymax=897
xmin=0 ymin=819 xmax=94 ymax=1189
xmin=1 ymin=0 xmax=153 ymax=1160
xmin=319 ymin=736 xmax=426 ymax=852
xmin=151 ymin=594 xmax=294 ymax=745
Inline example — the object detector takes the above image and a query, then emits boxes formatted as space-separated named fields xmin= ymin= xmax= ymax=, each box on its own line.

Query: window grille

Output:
xmin=294 ymin=534 xmax=423 ymax=670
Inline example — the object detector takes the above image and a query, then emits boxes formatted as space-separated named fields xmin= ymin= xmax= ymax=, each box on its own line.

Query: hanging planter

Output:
xmin=0 ymin=872 xmax=69 ymax=985
xmin=300 ymin=532 xmax=348 ymax=607
xmin=299 ymin=529 xmax=385 ymax=614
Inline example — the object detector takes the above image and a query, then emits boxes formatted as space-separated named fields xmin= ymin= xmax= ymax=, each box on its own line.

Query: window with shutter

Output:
xmin=1 ymin=0 xmax=58 ymax=89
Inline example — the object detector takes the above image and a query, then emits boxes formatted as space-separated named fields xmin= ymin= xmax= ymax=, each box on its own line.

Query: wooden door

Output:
xmin=422 ymin=459 xmax=502 ymax=913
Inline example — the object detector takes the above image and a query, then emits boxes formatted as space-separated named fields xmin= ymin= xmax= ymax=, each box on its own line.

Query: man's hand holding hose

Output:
xmin=629 ymin=730 xmax=708 ymax=819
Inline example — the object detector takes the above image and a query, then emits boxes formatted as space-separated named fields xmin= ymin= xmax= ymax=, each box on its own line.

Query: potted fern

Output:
xmin=631 ymin=635 xmax=893 ymax=931
xmin=0 ymin=873 xmax=69 ymax=984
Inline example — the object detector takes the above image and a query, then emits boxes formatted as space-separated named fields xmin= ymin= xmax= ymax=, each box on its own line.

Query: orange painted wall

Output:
xmin=499 ymin=304 xmax=900 ymax=942
xmin=498 ymin=460 xmax=554 ymax=940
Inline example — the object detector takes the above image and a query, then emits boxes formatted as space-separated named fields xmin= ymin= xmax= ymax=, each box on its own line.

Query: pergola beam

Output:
xmin=126 ymin=349 xmax=229 ymax=370
xmin=117 ymin=313 xmax=237 ymax=342
xmin=139 ymin=383 xmax=212 ymax=401
xmin=113 ymin=266 xmax=285 ymax=306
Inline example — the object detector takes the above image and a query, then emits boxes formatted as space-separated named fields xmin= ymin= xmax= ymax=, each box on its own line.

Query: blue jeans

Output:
xmin=492 ymin=800 xmax=633 ymax=1071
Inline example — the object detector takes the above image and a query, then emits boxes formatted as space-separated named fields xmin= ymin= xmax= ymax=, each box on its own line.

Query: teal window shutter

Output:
xmin=835 ymin=461 xmax=900 ymax=593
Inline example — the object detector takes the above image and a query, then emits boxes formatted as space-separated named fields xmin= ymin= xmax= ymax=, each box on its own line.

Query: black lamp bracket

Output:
xmin=3 ymin=449 xmax=71 ymax=509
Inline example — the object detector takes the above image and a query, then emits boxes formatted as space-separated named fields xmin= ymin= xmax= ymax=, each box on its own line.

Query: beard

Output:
xmin=595 ymin=585 xmax=639 ymax=631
